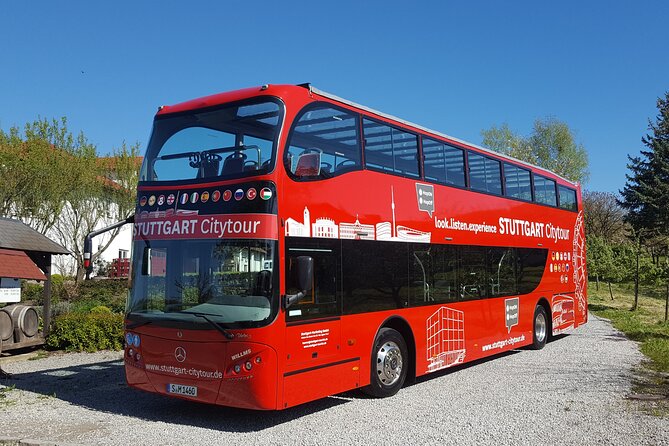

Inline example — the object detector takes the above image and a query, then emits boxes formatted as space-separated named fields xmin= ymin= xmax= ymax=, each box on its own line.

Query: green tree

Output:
xmin=582 ymin=190 xmax=627 ymax=243
xmin=587 ymin=235 xmax=612 ymax=292
xmin=1 ymin=118 xmax=141 ymax=282
xmin=481 ymin=117 xmax=589 ymax=183
xmin=0 ymin=117 xmax=91 ymax=233
xmin=588 ymin=235 xmax=635 ymax=299
xmin=620 ymin=91 xmax=669 ymax=320
xmin=50 ymin=141 xmax=141 ymax=282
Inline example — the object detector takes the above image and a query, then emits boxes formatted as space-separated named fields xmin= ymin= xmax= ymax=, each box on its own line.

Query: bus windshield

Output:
xmin=140 ymin=99 xmax=283 ymax=182
xmin=128 ymin=239 xmax=278 ymax=327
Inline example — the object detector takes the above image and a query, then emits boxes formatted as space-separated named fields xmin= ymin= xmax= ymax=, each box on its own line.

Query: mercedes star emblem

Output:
xmin=174 ymin=346 xmax=187 ymax=363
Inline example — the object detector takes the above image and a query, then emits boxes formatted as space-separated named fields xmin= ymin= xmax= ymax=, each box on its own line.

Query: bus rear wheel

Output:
xmin=363 ymin=328 xmax=408 ymax=398
xmin=531 ymin=305 xmax=548 ymax=350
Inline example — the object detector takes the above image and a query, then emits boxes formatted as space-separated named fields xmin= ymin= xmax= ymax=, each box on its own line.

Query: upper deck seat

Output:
xmin=221 ymin=152 xmax=246 ymax=175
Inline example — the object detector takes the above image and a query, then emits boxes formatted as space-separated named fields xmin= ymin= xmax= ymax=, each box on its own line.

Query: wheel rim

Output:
xmin=376 ymin=340 xmax=403 ymax=387
xmin=535 ymin=311 xmax=547 ymax=343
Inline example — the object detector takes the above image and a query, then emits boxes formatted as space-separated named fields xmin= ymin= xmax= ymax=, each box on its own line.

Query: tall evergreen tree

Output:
xmin=620 ymin=92 xmax=669 ymax=319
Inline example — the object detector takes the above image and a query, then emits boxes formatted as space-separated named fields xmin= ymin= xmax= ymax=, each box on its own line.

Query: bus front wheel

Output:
xmin=363 ymin=328 xmax=408 ymax=398
xmin=531 ymin=305 xmax=548 ymax=350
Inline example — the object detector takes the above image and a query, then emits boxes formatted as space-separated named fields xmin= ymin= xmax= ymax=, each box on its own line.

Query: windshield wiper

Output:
xmin=189 ymin=312 xmax=235 ymax=340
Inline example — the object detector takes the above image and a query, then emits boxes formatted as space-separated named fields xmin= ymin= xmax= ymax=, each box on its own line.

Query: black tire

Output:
xmin=531 ymin=305 xmax=548 ymax=350
xmin=362 ymin=328 xmax=408 ymax=398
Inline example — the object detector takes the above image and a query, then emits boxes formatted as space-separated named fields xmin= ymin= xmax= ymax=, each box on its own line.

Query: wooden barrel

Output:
xmin=7 ymin=304 xmax=39 ymax=338
xmin=0 ymin=307 xmax=13 ymax=342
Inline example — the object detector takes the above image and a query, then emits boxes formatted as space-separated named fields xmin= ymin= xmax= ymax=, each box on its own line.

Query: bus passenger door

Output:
xmin=283 ymin=238 xmax=355 ymax=408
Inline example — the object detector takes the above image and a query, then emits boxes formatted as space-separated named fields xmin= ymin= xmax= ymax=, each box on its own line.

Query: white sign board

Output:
xmin=0 ymin=277 xmax=21 ymax=303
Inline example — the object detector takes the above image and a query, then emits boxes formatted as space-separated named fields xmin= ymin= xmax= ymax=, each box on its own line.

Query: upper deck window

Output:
xmin=285 ymin=104 xmax=361 ymax=180
xmin=140 ymin=99 xmax=282 ymax=182
xmin=558 ymin=185 xmax=578 ymax=211
xmin=422 ymin=137 xmax=466 ymax=187
xmin=534 ymin=174 xmax=557 ymax=206
xmin=503 ymin=163 xmax=532 ymax=201
xmin=468 ymin=152 xmax=502 ymax=195
xmin=363 ymin=119 xmax=420 ymax=178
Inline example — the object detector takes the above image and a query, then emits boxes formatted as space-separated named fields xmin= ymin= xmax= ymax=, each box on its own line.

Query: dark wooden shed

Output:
xmin=0 ymin=218 xmax=70 ymax=352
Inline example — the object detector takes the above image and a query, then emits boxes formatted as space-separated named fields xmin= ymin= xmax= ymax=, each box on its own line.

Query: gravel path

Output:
xmin=0 ymin=314 xmax=667 ymax=446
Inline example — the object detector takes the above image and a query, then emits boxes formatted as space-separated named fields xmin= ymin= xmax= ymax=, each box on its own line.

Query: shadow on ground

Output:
xmin=0 ymin=345 xmax=529 ymax=433
xmin=0 ymin=357 xmax=351 ymax=433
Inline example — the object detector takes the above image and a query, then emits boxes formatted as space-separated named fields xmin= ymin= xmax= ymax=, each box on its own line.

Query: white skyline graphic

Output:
xmin=284 ymin=186 xmax=431 ymax=243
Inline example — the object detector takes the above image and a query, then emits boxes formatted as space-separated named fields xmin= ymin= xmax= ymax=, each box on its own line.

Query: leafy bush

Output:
xmin=90 ymin=305 xmax=112 ymax=314
xmin=21 ymin=281 xmax=44 ymax=303
xmin=50 ymin=274 xmax=65 ymax=288
xmin=22 ymin=278 xmax=128 ymax=311
xmin=74 ymin=280 xmax=127 ymax=313
xmin=51 ymin=301 xmax=73 ymax=317
xmin=46 ymin=312 xmax=124 ymax=352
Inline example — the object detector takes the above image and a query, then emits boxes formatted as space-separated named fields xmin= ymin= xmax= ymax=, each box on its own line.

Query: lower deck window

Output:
xmin=285 ymin=238 xmax=548 ymax=318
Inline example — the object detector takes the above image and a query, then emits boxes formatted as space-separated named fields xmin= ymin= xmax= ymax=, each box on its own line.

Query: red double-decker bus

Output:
xmin=125 ymin=84 xmax=587 ymax=410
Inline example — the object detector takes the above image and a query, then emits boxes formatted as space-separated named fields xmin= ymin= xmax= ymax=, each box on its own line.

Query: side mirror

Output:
xmin=285 ymin=256 xmax=314 ymax=309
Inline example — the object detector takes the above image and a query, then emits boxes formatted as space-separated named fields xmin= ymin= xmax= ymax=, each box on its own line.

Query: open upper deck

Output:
xmin=144 ymin=84 xmax=579 ymax=214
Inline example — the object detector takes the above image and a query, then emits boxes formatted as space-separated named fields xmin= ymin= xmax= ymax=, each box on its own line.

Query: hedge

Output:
xmin=46 ymin=312 xmax=124 ymax=352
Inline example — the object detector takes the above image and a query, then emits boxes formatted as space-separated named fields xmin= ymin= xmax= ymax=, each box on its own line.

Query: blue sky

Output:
xmin=1 ymin=1 xmax=667 ymax=193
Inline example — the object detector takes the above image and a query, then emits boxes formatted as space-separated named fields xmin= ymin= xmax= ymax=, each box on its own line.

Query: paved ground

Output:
xmin=0 ymin=314 xmax=667 ymax=446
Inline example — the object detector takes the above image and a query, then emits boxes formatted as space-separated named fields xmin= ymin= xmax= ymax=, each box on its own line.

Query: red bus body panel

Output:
xmin=126 ymin=84 xmax=587 ymax=410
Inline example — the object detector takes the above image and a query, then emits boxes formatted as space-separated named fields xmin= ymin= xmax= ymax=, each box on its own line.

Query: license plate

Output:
xmin=167 ymin=384 xmax=198 ymax=397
